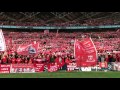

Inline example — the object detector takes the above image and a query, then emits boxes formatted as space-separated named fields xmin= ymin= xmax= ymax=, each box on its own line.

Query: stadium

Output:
xmin=0 ymin=12 xmax=120 ymax=78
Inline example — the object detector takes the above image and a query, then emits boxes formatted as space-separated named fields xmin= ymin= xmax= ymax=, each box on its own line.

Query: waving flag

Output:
xmin=17 ymin=42 xmax=39 ymax=55
xmin=74 ymin=39 xmax=83 ymax=66
xmin=74 ymin=38 xmax=97 ymax=67
xmin=0 ymin=29 xmax=6 ymax=51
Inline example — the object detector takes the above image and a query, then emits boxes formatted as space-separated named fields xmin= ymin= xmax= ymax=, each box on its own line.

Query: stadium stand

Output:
xmin=0 ymin=29 xmax=120 ymax=64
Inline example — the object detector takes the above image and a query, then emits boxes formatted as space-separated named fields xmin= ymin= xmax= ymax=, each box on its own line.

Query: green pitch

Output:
xmin=0 ymin=71 xmax=120 ymax=78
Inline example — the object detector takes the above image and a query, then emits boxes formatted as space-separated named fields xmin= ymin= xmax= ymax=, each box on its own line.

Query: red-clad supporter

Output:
xmin=30 ymin=56 xmax=34 ymax=63
xmin=46 ymin=54 xmax=50 ymax=63
xmin=16 ymin=55 xmax=22 ymax=64
xmin=55 ymin=56 xmax=61 ymax=65
xmin=65 ymin=57 xmax=72 ymax=65
xmin=58 ymin=56 xmax=65 ymax=68
xmin=0 ymin=53 xmax=2 ymax=64
xmin=2 ymin=55 xmax=7 ymax=64
xmin=36 ymin=55 xmax=43 ymax=64
xmin=118 ymin=54 xmax=120 ymax=62
xmin=116 ymin=54 xmax=120 ymax=62
xmin=24 ymin=57 xmax=28 ymax=64
xmin=105 ymin=54 xmax=109 ymax=62
xmin=21 ymin=56 xmax=25 ymax=64
xmin=1 ymin=51 xmax=8 ymax=64
xmin=11 ymin=56 xmax=16 ymax=64
xmin=8 ymin=55 xmax=12 ymax=64
xmin=28 ymin=58 xmax=33 ymax=64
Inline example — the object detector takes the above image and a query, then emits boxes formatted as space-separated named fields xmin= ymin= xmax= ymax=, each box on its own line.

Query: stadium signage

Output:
xmin=10 ymin=64 xmax=35 ymax=73
xmin=1 ymin=25 xmax=120 ymax=29
xmin=80 ymin=66 xmax=101 ymax=71
xmin=67 ymin=63 xmax=77 ymax=71
xmin=81 ymin=67 xmax=91 ymax=71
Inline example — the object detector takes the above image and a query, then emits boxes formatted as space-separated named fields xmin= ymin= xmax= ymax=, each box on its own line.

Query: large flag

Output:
xmin=0 ymin=29 xmax=6 ymax=51
xmin=74 ymin=39 xmax=83 ymax=66
xmin=74 ymin=38 xmax=97 ymax=67
xmin=17 ymin=41 xmax=39 ymax=55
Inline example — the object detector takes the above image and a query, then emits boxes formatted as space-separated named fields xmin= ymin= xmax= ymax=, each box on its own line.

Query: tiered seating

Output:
xmin=0 ymin=29 xmax=119 ymax=64
xmin=3 ymin=30 xmax=120 ymax=54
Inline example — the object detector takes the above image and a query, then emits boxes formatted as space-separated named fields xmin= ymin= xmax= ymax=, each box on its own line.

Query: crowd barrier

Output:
xmin=0 ymin=62 xmax=119 ymax=73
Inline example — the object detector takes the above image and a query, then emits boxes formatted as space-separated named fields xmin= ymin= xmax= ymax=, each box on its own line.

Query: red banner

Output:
xmin=17 ymin=42 xmax=39 ymax=55
xmin=0 ymin=64 xmax=10 ymax=73
xmin=11 ymin=64 xmax=35 ymax=73
xmin=74 ymin=38 xmax=97 ymax=67
xmin=99 ymin=62 xmax=108 ymax=68
xmin=34 ymin=64 xmax=45 ymax=72
xmin=67 ymin=63 xmax=77 ymax=72
xmin=47 ymin=63 xmax=59 ymax=72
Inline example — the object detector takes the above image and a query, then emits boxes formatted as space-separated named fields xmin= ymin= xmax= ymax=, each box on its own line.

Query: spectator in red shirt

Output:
xmin=65 ymin=57 xmax=72 ymax=65
xmin=11 ymin=56 xmax=16 ymax=64
xmin=16 ymin=55 xmax=22 ymax=64
xmin=25 ymin=56 xmax=28 ymax=64
xmin=28 ymin=58 xmax=33 ymax=64
xmin=8 ymin=55 xmax=12 ymax=64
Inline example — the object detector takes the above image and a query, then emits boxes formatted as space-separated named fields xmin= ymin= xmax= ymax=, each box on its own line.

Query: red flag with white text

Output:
xmin=17 ymin=42 xmax=39 ymax=55
xmin=74 ymin=38 xmax=97 ymax=67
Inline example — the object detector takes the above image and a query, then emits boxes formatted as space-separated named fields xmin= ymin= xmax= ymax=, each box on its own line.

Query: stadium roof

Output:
xmin=0 ymin=12 xmax=120 ymax=24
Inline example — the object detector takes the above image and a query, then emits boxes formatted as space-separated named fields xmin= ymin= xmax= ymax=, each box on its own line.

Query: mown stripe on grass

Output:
xmin=0 ymin=71 xmax=120 ymax=78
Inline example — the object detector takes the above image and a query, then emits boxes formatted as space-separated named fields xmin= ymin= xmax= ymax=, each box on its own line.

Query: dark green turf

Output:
xmin=0 ymin=71 xmax=120 ymax=78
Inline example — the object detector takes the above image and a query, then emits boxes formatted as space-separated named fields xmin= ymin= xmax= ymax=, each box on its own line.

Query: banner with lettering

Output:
xmin=0 ymin=64 xmax=10 ymax=73
xmin=10 ymin=64 xmax=35 ymax=73
xmin=34 ymin=64 xmax=45 ymax=72
xmin=47 ymin=63 xmax=59 ymax=72
xmin=67 ymin=63 xmax=78 ymax=72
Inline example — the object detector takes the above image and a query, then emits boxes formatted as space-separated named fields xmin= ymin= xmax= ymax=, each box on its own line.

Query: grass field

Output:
xmin=0 ymin=71 xmax=120 ymax=78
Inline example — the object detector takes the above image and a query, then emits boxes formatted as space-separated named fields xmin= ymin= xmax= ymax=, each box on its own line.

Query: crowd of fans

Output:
xmin=0 ymin=29 xmax=120 ymax=65
xmin=84 ymin=18 xmax=116 ymax=26
xmin=0 ymin=18 xmax=119 ymax=26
